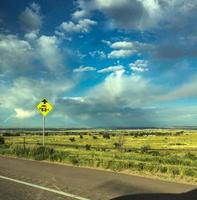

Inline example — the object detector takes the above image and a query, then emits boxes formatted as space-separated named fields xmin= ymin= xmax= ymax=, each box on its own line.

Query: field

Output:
xmin=0 ymin=129 xmax=197 ymax=184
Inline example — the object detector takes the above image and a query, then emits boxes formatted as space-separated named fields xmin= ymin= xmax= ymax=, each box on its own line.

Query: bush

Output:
xmin=79 ymin=134 xmax=83 ymax=139
xmin=103 ymin=133 xmax=110 ymax=139
xmin=0 ymin=137 xmax=5 ymax=145
xmin=159 ymin=166 xmax=168 ymax=173
xmin=171 ymin=167 xmax=180 ymax=176
xmin=185 ymin=152 xmax=196 ymax=160
xmin=138 ymin=162 xmax=145 ymax=170
xmin=32 ymin=146 xmax=53 ymax=160
xmin=69 ymin=137 xmax=75 ymax=142
xmin=70 ymin=156 xmax=80 ymax=165
xmin=114 ymin=142 xmax=121 ymax=149
xmin=184 ymin=169 xmax=195 ymax=177
xmin=85 ymin=144 xmax=91 ymax=150
xmin=150 ymin=151 xmax=160 ymax=156
xmin=140 ymin=145 xmax=151 ymax=153
xmin=93 ymin=136 xmax=98 ymax=139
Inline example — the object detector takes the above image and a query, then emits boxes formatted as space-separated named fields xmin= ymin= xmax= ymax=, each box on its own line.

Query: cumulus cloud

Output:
xmin=106 ymin=40 xmax=152 ymax=59
xmin=55 ymin=72 xmax=162 ymax=127
xmin=36 ymin=35 xmax=63 ymax=71
xmin=130 ymin=60 xmax=149 ymax=72
xmin=0 ymin=34 xmax=34 ymax=74
xmin=89 ymin=50 xmax=106 ymax=59
xmin=0 ymin=32 xmax=76 ymax=121
xmin=57 ymin=18 xmax=97 ymax=34
xmin=73 ymin=0 xmax=162 ymax=30
xmin=72 ymin=10 xmax=88 ymax=20
xmin=0 ymin=34 xmax=66 ymax=74
xmin=98 ymin=65 xmax=124 ymax=74
xmin=19 ymin=2 xmax=42 ymax=31
xmin=73 ymin=66 xmax=96 ymax=72
xmin=108 ymin=49 xmax=135 ymax=59
xmin=15 ymin=108 xmax=35 ymax=119
xmin=0 ymin=76 xmax=75 ymax=120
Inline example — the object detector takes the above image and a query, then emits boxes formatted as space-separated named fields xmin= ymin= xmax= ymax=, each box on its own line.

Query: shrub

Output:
xmin=69 ymin=137 xmax=75 ymax=142
xmin=140 ymin=145 xmax=151 ymax=153
xmin=79 ymin=134 xmax=83 ymax=139
xmin=32 ymin=146 xmax=55 ymax=160
xmin=185 ymin=152 xmax=196 ymax=160
xmin=93 ymin=136 xmax=98 ymax=139
xmin=138 ymin=162 xmax=145 ymax=170
xmin=114 ymin=142 xmax=121 ymax=149
xmin=159 ymin=166 xmax=168 ymax=173
xmin=85 ymin=144 xmax=91 ymax=150
xmin=184 ymin=169 xmax=195 ymax=177
xmin=0 ymin=137 xmax=5 ymax=145
xmin=70 ymin=156 xmax=80 ymax=165
xmin=102 ymin=133 xmax=110 ymax=139
xmin=171 ymin=167 xmax=180 ymax=176
xmin=150 ymin=151 xmax=160 ymax=156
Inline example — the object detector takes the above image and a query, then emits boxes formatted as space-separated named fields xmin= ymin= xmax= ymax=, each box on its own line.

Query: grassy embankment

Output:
xmin=0 ymin=129 xmax=197 ymax=184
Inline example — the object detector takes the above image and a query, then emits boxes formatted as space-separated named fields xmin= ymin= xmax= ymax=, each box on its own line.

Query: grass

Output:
xmin=0 ymin=129 xmax=197 ymax=184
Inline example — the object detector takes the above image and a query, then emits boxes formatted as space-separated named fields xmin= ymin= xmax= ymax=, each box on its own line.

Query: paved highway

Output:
xmin=0 ymin=156 xmax=196 ymax=200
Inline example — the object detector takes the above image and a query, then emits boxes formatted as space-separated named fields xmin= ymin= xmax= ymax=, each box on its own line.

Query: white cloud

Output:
xmin=24 ymin=31 xmax=38 ymax=40
xmin=0 ymin=76 xmax=75 ymax=119
xmin=111 ymin=41 xmax=135 ymax=49
xmin=19 ymin=2 xmax=42 ymax=31
xmin=58 ymin=18 xmax=97 ymax=34
xmin=73 ymin=66 xmax=96 ymax=72
xmin=108 ymin=49 xmax=135 ymax=58
xmin=107 ymin=40 xmax=152 ymax=58
xmin=89 ymin=50 xmax=106 ymax=59
xmin=15 ymin=108 xmax=35 ymax=119
xmin=0 ymin=33 xmax=68 ymax=74
xmin=129 ymin=59 xmax=149 ymax=72
xmin=98 ymin=65 xmax=124 ymax=74
xmin=36 ymin=35 xmax=63 ymax=71
xmin=72 ymin=10 xmax=87 ymax=20
xmin=0 ymin=34 xmax=33 ymax=73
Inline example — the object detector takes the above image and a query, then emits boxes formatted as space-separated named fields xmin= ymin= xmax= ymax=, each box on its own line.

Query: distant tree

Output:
xmin=0 ymin=137 xmax=5 ymax=145
xmin=114 ymin=135 xmax=125 ymax=151
xmin=140 ymin=145 xmax=151 ymax=153
xmin=93 ymin=135 xmax=97 ymax=139
xmin=103 ymin=132 xmax=110 ymax=139
xmin=85 ymin=144 xmax=91 ymax=150
xmin=69 ymin=137 xmax=75 ymax=142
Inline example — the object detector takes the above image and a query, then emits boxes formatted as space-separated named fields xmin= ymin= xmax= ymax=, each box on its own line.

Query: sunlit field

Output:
xmin=1 ymin=129 xmax=197 ymax=184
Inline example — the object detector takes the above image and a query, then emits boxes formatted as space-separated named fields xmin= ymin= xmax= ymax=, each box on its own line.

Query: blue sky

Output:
xmin=0 ymin=0 xmax=197 ymax=128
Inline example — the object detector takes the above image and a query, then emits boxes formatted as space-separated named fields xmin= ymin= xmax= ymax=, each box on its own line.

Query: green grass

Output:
xmin=1 ymin=129 xmax=197 ymax=184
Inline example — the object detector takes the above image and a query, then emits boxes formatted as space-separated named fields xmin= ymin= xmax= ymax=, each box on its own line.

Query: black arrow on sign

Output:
xmin=42 ymin=99 xmax=48 ymax=104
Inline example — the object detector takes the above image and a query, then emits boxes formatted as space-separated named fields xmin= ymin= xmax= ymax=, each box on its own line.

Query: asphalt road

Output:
xmin=0 ymin=156 xmax=196 ymax=200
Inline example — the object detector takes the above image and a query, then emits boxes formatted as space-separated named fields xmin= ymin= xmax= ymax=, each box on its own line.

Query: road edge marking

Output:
xmin=0 ymin=175 xmax=90 ymax=200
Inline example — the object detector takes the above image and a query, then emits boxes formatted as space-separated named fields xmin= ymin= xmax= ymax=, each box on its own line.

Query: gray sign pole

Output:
xmin=43 ymin=116 xmax=45 ymax=146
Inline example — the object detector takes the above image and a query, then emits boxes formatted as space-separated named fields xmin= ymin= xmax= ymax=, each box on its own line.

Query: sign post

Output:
xmin=43 ymin=116 xmax=45 ymax=146
xmin=37 ymin=98 xmax=53 ymax=146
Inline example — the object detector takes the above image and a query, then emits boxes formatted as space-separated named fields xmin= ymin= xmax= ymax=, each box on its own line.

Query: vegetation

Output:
xmin=0 ymin=128 xmax=197 ymax=184
xmin=0 ymin=136 xmax=5 ymax=145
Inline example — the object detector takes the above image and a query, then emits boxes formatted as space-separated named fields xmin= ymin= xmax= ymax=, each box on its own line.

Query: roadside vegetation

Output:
xmin=0 ymin=129 xmax=197 ymax=184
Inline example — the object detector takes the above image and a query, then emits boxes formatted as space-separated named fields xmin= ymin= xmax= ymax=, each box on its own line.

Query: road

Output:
xmin=0 ymin=156 xmax=196 ymax=200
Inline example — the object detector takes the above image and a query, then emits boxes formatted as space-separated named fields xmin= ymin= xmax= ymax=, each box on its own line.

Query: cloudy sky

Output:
xmin=0 ymin=0 xmax=197 ymax=128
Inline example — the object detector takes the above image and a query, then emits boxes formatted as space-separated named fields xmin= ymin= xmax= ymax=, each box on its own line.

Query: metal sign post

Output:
xmin=37 ymin=98 xmax=53 ymax=147
xmin=43 ymin=116 xmax=45 ymax=146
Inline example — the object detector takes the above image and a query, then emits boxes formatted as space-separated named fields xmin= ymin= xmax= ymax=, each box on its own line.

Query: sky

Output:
xmin=0 ymin=0 xmax=197 ymax=128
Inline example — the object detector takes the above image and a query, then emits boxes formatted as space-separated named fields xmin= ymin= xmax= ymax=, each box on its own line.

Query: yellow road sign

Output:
xmin=37 ymin=98 xmax=53 ymax=117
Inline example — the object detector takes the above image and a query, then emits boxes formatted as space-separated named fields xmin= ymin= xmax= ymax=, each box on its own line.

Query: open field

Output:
xmin=0 ymin=129 xmax=197 ymax=184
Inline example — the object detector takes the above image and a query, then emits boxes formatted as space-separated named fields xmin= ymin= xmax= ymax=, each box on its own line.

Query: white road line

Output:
xmin=0 ymin=175 xmax=90 ymax=200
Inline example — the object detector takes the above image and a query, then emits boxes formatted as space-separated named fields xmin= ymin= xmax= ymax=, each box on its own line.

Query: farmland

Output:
xmin=0 ymin=129 xmax=197 ymax=184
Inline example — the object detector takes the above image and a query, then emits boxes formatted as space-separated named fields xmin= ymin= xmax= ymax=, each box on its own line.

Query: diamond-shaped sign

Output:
xmin=37 ymin=98 xmax=53 ymax=117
